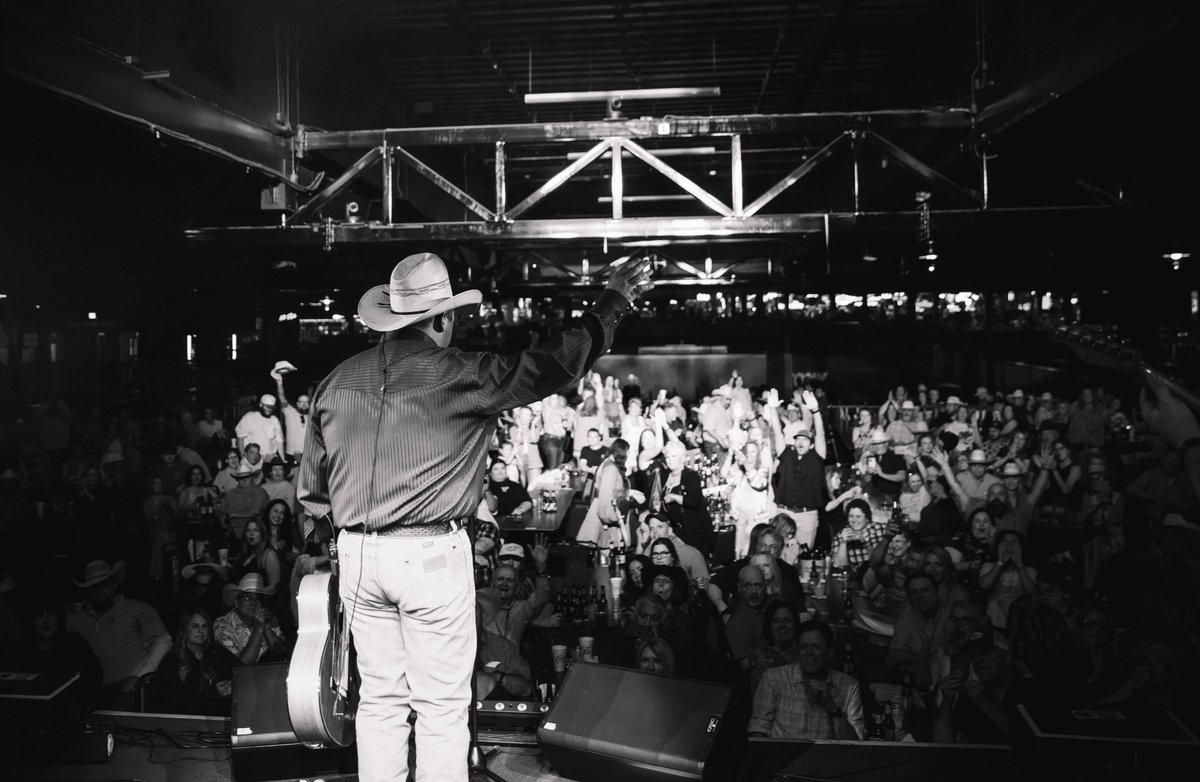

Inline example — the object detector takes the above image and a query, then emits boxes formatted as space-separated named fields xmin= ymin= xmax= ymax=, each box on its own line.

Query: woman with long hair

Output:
xmin=635 ymin=636 xmax=678 ymax=676
xmin=748 ymin=599 xmax=802 ymax=694
xmin=158 ymin=608 xmax=237 ymax=715
xmin=231 ymin=517 xmax=282 ymax=597
xmin=575 ymin=438 xmax=632 ymax=548
xmin=176 ymin=464 xmax=215 ymax=519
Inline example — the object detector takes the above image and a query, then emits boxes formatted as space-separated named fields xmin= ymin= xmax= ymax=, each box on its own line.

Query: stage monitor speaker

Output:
xmin=231 ymin=661 xmax=357 ymax=782
xmin=1012 ymin=702 xmax=1200 ymax=780
xmin=537 ymin=662 xmax=745 ymax=782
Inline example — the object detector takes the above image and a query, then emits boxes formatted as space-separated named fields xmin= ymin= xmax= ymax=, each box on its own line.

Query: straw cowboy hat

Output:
xmin=74 ymin=559 xmax=127 ymax=589
xmin=181 ymin=561 xmax=229 ymax=581
xmin=222 ymin=572 xmax=274 ymax=608
xmin=231 ymin=463 xmax=262 ymax=480
xmin=357 ymin=252 xmax=482 ymax=332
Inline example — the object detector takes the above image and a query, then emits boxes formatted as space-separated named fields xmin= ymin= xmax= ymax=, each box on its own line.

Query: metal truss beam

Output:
xmin=298 ymin=110 xmax=971 ymax=151
xmin=0 ymin=4 xmax=310 ymax=190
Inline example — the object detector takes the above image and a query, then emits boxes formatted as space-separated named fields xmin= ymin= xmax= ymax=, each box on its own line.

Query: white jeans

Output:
xmin=337 ymin=528 xmax=476 ymax=782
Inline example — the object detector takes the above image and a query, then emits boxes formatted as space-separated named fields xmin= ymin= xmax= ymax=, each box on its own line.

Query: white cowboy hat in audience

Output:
xmin=272 ymin=360 xmax=298 ymax=374
xmin=74 ymin=559 xmax=127 ymax=589
xmin=222 ymin=573 xmax=274 ymax=608
xmin=900 ymin=400 xmax=916 ymax=410
xmin=783 ymin=421 xmax=813 ymax=442
xmin=232 ymin=463 xmax=262 ymax=479
xmin=868 ymin=428 xmax=889 ymax=445
xmin=945 ymin=395 xmax=963 ymax=406
xmin=358 ymin=252 xmax=482 ymax=332
xmin=712 ymin=385 xmax=732 ymax=398
xmin=1001 ymin=462 xmax=1023 ymax=477
xmin=968 ymin=449 xmax=989 ymax=464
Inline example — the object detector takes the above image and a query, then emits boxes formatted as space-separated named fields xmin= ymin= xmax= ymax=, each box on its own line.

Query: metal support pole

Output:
xmin=381 ymin=144 xmax=394 ymax=225
xmin=731 ymin=134 xmax=744 ymax=216
xmin=495 ymin=141 xmax=507 ymax=220
xmin=611 ymin=140 xmax=624 ymax=220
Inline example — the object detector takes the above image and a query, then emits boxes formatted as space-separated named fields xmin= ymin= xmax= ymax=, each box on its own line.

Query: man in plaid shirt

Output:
xmin=749 ymin=620 xmax=865 ymax=740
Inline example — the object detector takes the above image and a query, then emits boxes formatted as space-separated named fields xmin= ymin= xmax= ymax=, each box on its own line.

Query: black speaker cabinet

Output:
xmin=537 ymin=662 xmax=745 ymax=782
xmin=231 ymin=662 xmax=357 ymax=782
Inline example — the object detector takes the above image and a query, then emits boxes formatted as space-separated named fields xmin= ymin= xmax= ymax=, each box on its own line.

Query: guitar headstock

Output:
xmin=1049 ymin=325 xmax=1147 ymax=377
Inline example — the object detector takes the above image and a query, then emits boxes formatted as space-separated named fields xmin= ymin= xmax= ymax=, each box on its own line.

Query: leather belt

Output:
xmin=348 ymin=518 xmax=468 ymax=537
xmin=779 ymin=505 xmax=817 ymax=514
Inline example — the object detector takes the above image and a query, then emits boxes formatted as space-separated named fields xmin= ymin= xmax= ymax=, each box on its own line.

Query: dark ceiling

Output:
xmin=1 ymin=0 xmax=1198 ymax=320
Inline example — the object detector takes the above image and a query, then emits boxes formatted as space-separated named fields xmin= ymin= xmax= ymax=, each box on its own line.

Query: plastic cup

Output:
xmin=609 ymin=577 xmax=623 ymax=601
xmin=218 ymin=548 xmax=229 ymax=567
xmin=551 ymin=644 xmax=568 ymax=672
xmin=578 ymin=636 xmax=594 ymax=658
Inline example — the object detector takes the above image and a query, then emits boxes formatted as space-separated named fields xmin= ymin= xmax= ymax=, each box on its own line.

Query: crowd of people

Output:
xmin=1 ymin=354 xmax=1197 ymax=748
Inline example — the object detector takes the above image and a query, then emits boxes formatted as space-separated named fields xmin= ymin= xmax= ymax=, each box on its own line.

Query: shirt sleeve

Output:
xmin=213 ymin=616 xmax=241 ymax=657
xmin=842 ymin=678 xmax=867 ymax=740
xmin=747 ymin=670 xmax=780 ymax=735
xmin=296 ymin=397 xmax=332 ymax=522
xmin=133 ymin=604 xmax=173 ymax=678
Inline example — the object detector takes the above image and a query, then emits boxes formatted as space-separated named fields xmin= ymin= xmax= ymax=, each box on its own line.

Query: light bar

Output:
xmin=525 ymin=87 xmax=720 ymax=105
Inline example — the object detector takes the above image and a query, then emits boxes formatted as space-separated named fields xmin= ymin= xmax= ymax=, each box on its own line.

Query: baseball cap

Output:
xmin=961 ymin=627 xmax=996 ymax=656
xmin=498 ymin=542 xmax=525 ymax=561
xmin=259 ymin=393 xmax=277 ymax=407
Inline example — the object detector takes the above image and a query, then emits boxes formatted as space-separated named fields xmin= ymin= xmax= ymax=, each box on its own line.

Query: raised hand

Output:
xmin=765 ymin=388 xmax=782 ymax=408
xmin=801 ymin=389 xmax=820 ymax=412
xmin=605 ymin=257 xmax=656 ymax=304
xmin=531 ymin=534 xmax=551 ymax=569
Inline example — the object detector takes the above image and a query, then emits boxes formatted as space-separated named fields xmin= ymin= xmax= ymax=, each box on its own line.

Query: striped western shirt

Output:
xmin=297 ymin=291 xmax=630 ymax=531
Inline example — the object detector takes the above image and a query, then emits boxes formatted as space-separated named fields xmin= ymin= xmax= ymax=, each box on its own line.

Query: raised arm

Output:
xmin=1140 ymin=369 xmax=1200 ymax=500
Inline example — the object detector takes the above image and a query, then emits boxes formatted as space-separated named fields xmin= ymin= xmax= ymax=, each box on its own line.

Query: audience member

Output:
xmin=749 ymin=619 xmax=865 ymax=740
xmin=158 ymin=608 xmax=237 ymax=715
xmin=474 ymin=590 xmax=536 ymax=700
xmin=66 ymin=559 xmax=171 ymax=709
xmin=235 ymin=394 xmax=284 ymax=462
xmin=933 ymin=626 xmax=1034 ymax=744
xmin=213 ymin=573 xmax=285 ymax=664
xmin=635 ymin=636 xmax=677 ymax=676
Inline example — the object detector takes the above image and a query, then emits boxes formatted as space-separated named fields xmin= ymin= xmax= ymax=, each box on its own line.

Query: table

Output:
xmin=498 ymin=487 xmax=578 ymax=534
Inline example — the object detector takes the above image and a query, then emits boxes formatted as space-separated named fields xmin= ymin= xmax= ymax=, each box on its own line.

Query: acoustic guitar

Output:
xmin=286 ymin=567 xmax=358 ymax=748
xmin=1049 ymin=324 xmax=1200 ymax=415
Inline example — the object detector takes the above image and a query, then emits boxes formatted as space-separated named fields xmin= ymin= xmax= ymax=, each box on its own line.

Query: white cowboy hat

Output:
xmin=232 ymin=463 xmax=262 ymax=479
xmin=357 ymin=252 xmax=482 ymax=332
xmin=272 ymin=360 xmax=298 ymax=374
xmin=74 ymin=559 xmax=127 ymax=589
xmin=222 ymin=572 xmax=274 ymax=608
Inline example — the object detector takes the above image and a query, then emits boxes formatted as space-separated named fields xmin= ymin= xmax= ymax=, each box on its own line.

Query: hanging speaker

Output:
xmin=537 ymin=662 xmax=745 ymax=782
xmin=230 ymin=662 xmax=356 ymax=782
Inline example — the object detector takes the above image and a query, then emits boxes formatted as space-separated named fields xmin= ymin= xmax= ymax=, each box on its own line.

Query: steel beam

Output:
xmin=184 ymin=205 xmax=1127 ymax=248
xmin=299 ymin=110 xmax=971 ymax=150
xmin=976 ymin=0 xmax=1197 ymax=138
xmin=0 ymin=4 xmax=307 ymax=189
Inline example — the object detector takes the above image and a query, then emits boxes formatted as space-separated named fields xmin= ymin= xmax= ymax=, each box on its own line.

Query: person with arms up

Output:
xmin=296 ymin=251 xmax=654 ymax=782
xmin=272 ymin=360 xmax=312 ymax=462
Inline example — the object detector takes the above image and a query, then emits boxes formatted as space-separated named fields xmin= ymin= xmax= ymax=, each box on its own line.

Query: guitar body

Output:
xmin=287 ymin=571 xmax=357 ymax=748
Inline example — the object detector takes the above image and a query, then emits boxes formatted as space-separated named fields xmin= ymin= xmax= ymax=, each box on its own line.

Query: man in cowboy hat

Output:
xmin=700 ymin=384 xmax=735 ymax=461
xmin=235 ymin=392 xmax=285 ymax=462
xmin=219 ymin=462 xmax=268 ymax=540
xmin=212 ymin=573 xmax=285 ymax=664
xmin=66 ymin=559 xmax=172 ymax=709
xmin=772 ymin=388 xmax=829 ymax=553
xmin=296 ymin=250 xmax=654 ymax=782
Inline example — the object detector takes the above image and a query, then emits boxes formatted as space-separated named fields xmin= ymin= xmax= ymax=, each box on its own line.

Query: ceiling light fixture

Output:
xmin=525 ymin=86 xmax=720 ymax=119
